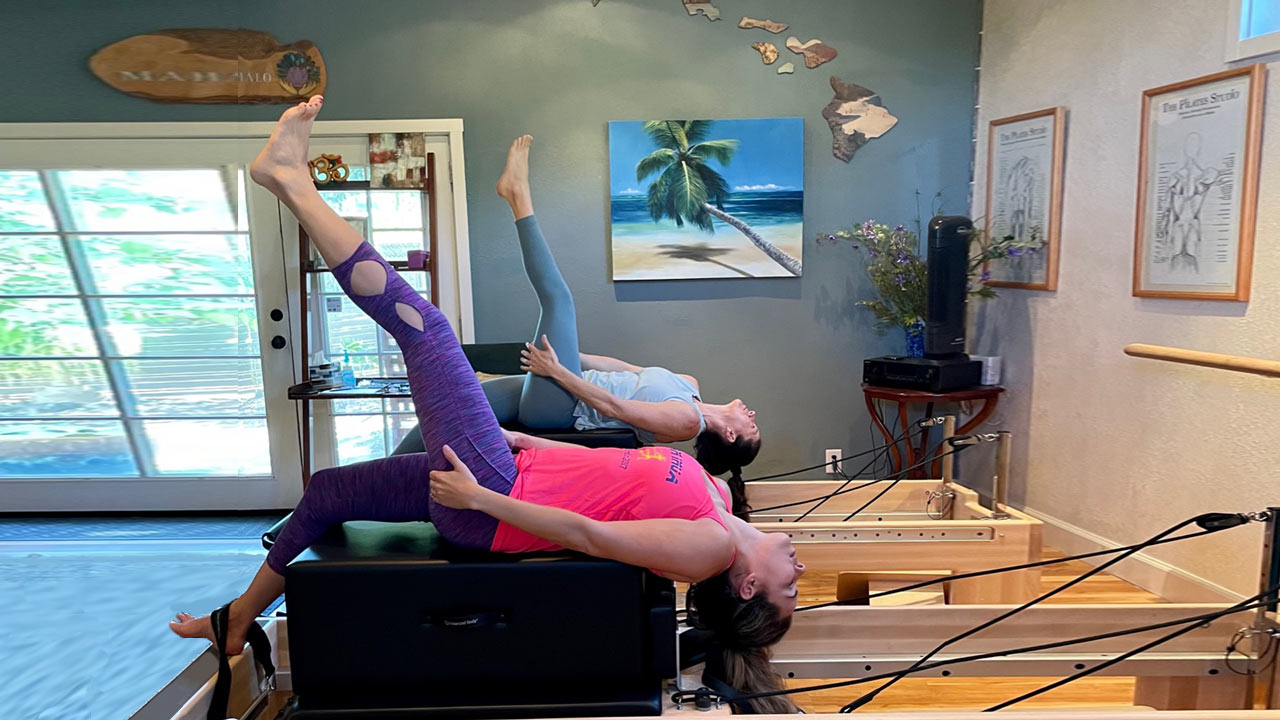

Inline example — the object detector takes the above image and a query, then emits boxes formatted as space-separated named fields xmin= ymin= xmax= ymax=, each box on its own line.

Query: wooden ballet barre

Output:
xmin=1125 ymin=343 xmax=1280 ymax=379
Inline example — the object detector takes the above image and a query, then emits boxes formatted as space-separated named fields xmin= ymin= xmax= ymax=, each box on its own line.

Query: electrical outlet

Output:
xmin=825 ymin=449 xmax=842 ymax=475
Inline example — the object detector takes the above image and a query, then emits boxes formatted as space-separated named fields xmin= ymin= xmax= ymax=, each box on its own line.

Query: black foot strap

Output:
xmin=207 ymin=602 xmax=275 ymax=720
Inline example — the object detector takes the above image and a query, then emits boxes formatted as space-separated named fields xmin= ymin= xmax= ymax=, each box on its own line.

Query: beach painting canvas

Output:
xmin=609 ymin=117 xmax=804 ymax=280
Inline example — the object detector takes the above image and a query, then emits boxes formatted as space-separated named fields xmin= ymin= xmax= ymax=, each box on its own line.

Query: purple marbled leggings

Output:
xmin=266 ymin=242 xmax=517 ymax=573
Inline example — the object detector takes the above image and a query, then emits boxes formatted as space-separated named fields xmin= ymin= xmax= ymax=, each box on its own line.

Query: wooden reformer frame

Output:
xmin=748 ymin=418 xmax=1043 ymax=604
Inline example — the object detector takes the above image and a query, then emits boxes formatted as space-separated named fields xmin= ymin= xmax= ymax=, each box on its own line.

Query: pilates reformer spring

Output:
xmin=676 ymin=509 xmax=1276 ymax=712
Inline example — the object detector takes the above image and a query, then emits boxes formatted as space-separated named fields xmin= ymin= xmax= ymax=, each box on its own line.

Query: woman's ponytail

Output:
xmin=722 ymin=645 xmax=799 ymax=714
xmin=724 ymin=466 xmax=750 ymax=521
xmin=688 ymin=572 xmax=797 ymax=714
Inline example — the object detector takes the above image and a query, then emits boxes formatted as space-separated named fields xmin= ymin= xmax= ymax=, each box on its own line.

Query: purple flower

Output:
xmin=894 ymin=224 xmax=906 ymax=232
xmin=980 ymin=269 xmax=992 ymax=282
xmin=1009 ymin=247 xmax=1025 ymax=257
xmin=896 ymin=252 xmax=909 ymax=265
xmin=894 ymin=273 xmax=906 ymax=289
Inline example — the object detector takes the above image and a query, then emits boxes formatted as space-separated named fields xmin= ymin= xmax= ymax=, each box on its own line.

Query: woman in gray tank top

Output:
xmin=396 ymin=135 xmax=761 ymax=493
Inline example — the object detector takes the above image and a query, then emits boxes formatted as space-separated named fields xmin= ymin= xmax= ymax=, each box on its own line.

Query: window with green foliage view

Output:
xmin=0 ymin=169 xmax=270 ymax=477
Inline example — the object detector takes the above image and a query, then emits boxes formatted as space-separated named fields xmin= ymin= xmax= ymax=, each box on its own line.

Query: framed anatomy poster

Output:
xmin=984 ymin=107 xmax=1066 ymax=291
xmin=1133 ymin=65 xmax=1264 ymax=300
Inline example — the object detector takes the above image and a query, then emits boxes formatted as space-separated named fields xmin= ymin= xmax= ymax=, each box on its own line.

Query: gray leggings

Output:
xmin=395 ymin=215 xmax=581 ymax=454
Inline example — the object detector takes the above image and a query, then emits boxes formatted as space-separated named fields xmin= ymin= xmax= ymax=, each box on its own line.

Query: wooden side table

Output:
xmin=862 ymin=384 xmax=1005 ymax=478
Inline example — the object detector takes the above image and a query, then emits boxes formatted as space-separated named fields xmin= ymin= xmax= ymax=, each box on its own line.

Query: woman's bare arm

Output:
xmin=507 ymin=430 xmax=584 ymax=451
xmin=579 ymin=352 xmax=643 ymax=373
xmin=428 ymin=447 xmax=732 ymax=580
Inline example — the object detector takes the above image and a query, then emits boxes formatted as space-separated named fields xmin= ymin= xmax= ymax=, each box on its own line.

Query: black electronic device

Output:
xmin=863 ymin=216 xmax=983 ymax=392
xmin=863 ymin=355 xmax=982 ymax=393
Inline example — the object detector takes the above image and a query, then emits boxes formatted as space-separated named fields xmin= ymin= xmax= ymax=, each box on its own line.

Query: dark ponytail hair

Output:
xmin=688 ymin=571 xmax=797 ymax=714
xmin=695 ymin=430 xmax=761 ymax=521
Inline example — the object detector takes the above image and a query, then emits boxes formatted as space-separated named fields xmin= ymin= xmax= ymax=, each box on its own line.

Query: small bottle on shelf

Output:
xmin=341 ymin=349 xmax=357 ymax=387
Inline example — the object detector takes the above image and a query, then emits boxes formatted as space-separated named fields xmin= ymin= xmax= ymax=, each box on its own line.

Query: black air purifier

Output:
xmin=863 ymin=216 xmax=983 ymax=393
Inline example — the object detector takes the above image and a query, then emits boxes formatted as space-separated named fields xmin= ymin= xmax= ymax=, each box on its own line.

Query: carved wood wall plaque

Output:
xmin=89 ymin=29 xmax=326 ymax=104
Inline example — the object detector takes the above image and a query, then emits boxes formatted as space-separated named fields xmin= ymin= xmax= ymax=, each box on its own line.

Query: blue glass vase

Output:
xmin=905 ymin=320 xmax=925 ymax=358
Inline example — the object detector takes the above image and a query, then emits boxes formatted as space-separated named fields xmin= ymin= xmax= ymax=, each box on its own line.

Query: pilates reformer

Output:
xmin=747 ymin=417 xmax=1044 ymax=604
xmin=158 ymin=504 xmax=1280 ymax=719
xmin=154 ymin=343 xmax=1280 ymax=719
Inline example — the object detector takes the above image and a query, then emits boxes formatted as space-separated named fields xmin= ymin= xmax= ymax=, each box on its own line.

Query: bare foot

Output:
xmin=496 ymin=134 xmax=533 ymax=218
xmin=168 ymin=601 xmax=254 ymax=656
xmin=249 ymin=95 xmax=324 ymax=196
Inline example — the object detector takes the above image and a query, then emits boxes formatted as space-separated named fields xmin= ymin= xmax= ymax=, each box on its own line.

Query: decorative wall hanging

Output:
xmin=739 ymin=17 xmax=788 ymax=33
xmin=368 ymin=133 xmax=429 ymax=189
xmin=785 ymin=36 xmax=837 ymax=68
xmin=309 ymin=154 xmax=350 ymax=185
xmin=1133 ymin=65 xmax=1264 ymax=301
xmin=751 ymin=42 xmax=779 ymax=65
xmin=89 ymin=29 xmax=325 ymax=104
xmin=821 ymin=76 xmax=898 ymax=163
xmin=608 ymin=118 xmax=804 ymax=280
xmin=983 ymin=107 xmax=1066 ymax=291
xmin=682 ymin=0 xmax=721 ymax=21
xmin=777 ymin=62 xmax=795 ymax=75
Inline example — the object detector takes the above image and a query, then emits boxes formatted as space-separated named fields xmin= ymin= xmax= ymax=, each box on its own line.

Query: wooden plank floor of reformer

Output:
xmin=789 ymin=547 xmax=1165 ymax=713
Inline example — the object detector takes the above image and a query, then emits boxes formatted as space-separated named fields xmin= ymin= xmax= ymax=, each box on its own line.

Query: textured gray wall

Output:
xmin=1 ymin=0 xmax=981 ymax=475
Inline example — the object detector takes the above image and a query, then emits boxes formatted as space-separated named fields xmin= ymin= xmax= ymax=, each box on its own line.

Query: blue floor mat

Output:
xmin=1 ymin=542 xmax=269 ymax=720
xmin=0 ymin=515 xmax=283 ymax=542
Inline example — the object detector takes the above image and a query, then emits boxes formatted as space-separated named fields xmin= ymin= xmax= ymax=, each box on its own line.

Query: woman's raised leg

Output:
xmin=495 ymin=136 xmax=583 ymax=428
xmin=249 ymin=97 xmax=515 ymax=488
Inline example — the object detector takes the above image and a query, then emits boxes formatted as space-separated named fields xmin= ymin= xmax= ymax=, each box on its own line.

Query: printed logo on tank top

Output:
xmin=618 ymin=447 xmax=665 ymax=469
xmin=664 ymin=450 xmax=685 ymax=484
xmin=618 ymin=447 xmax=683 ymax=484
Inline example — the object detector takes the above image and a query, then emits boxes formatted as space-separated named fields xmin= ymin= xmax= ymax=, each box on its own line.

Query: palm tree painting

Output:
xmin=609 ymin=117 xmax=804 ymax=280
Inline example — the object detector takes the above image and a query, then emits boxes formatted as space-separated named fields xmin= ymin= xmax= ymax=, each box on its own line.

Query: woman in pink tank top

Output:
xmin=431 ymin=435 xmax=805 ymax=714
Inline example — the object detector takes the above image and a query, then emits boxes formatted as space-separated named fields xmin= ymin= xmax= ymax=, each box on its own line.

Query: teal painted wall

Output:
xmin=1 ymin=0 xmax=981 ymax=474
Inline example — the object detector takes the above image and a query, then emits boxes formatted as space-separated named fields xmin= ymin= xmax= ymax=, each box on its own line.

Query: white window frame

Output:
xmin=0 ymin=120 xmax=475 ymax=341
xmin=1226 ymin=0 xmax=1280 ymax=62
xmin=0 ymin=120 xmax=473 ymax=511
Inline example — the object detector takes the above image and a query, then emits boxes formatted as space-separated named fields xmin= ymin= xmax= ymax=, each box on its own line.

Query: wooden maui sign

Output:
xmin=89 ymin=29 xmax=326 ymax=104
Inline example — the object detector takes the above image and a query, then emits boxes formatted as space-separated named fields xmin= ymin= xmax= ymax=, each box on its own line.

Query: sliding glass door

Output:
xmin=0 ymin=139 xmax=302 ymax=510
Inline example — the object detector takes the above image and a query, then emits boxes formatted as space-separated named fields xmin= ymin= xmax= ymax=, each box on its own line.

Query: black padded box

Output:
xmin=283 ymin=521 xmax=676 ymax=718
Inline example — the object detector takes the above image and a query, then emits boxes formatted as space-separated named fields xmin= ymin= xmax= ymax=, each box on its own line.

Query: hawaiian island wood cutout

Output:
xmin=752 ymin=42 xmax=780 ymax=65
xmin=786 ymin=36 xmax=837 ymax=68
xmin=89 ymin=29 xmax=326 ymax=104
xmin=739 ymin=17 xmax=788 ymax=33
xmin=682 ymin=0 xmax=721 ymax=21
xmin=821 ymin=76 xmax=899 ymax=162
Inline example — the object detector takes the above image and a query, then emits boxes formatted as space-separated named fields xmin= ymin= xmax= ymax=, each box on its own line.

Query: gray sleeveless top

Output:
xmin=572 ymin=367 xmax=707 ymax=443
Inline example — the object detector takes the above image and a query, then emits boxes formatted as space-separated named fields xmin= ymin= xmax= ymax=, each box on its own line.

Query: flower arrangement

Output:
xmin=819 ymin=219 xmax=1041 ymax=335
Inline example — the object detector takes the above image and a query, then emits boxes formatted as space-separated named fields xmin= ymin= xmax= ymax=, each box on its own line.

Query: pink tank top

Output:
xmin=490 ymin=445 xmax=733 ymax=554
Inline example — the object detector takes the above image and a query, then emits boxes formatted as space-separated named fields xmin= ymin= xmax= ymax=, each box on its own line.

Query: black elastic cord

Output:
xmin=678 ymin=589 xmax=1276 ymax=708
xmin=797 ymin=527 xmax=1218 ymax=612
xmin=745 ymin=421 xmax=929 ymax=483
xmin=793 ymin=431 xmax=907 ymax=521
xmin=986 ymin=585 xmax=1276 ymax=710
xmin=839 ymin=514 xmax=1222 ymax=712
xmin=840 ymin=434 xmax=951 ymax=521
xmin=749 ymin=446 xmax=969 ymax=515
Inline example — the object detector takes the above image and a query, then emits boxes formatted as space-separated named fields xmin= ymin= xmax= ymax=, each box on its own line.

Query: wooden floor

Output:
xmin=789 ymin=548 xmax=1165 ymax=713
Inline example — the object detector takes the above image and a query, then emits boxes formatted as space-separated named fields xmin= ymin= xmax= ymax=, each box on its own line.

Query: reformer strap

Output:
xmin=206 ymin=603 xmax=275 ymax=720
